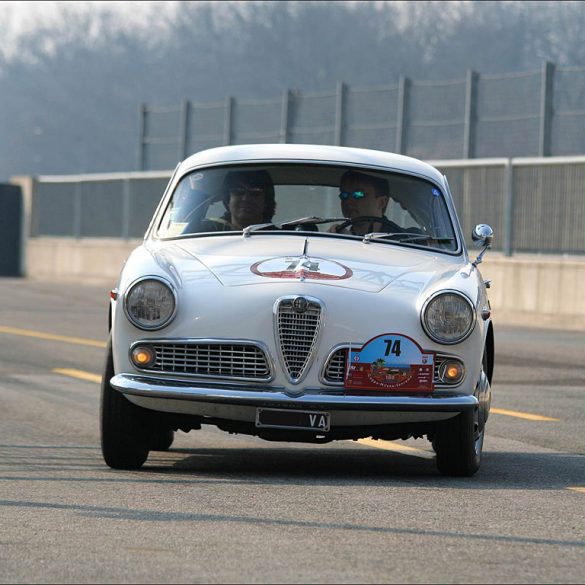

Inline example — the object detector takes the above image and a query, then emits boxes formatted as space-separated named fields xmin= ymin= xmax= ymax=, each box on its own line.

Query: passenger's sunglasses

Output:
xmin=230 ymin=186 xmax=265 ymax=197
xmin=339 ymin=190 xmax=367 ymax=201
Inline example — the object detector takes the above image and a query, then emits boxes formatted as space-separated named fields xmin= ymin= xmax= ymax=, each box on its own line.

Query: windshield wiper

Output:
xmin=363 ymin=232 xmax=455 ymax=245
xmin=242 ymin=220 xmax=455 ymax=246
xmin=242 ymin=217 xmax=345 ymax=237
xmin=242 ymin=222 xmax=278 ymax=237
xmin=279 ymin=216 xmax=346 ymax=229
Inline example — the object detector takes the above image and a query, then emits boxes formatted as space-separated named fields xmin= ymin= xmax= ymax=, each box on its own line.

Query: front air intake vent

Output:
xmin=275 ymin=296 xmax=323 ymax=383
xmin=133 ymin=341 xmax=271 ymax=381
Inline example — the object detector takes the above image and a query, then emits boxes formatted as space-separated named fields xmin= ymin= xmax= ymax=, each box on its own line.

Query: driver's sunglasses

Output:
xmin=230 ymin=186 xmax=265 ymax=197
xmin=339 ymin=190 xmax=367 ymax=201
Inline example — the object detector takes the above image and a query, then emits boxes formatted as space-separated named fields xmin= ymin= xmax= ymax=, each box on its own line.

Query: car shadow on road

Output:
xmin=138 ymin=446 xmax=585 ymax=490
xmin=1 ymin=442 xmax=582 ymax=490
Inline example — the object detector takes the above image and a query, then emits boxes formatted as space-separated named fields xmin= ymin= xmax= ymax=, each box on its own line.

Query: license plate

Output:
xmin=255 ymin=408 xmax=330 ymax=432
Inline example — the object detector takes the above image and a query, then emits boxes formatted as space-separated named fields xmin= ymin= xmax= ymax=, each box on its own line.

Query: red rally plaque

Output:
xmin=345 ymin=333 xmax=434 ymax=393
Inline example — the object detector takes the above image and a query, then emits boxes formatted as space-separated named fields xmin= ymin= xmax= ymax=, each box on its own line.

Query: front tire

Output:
xmin=434 ymin=409 xmax=483 ymax=477
xmin=434 ymin=346 xmax=490 ymax=477
xmin=100 ymin=337 xmax=151 ymax=469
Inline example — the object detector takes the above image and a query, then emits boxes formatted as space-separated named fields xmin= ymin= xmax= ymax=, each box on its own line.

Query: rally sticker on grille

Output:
xmin=345 ymin=333 xmax=434 ymax=393
xmin=250 ymin=256 xmax=352 ymax=280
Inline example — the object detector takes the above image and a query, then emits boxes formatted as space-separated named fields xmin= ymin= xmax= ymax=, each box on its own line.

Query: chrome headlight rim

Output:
xmin=421 ymin=290 xmax=476 ymax=345
xmin=123 ymin=275 xmax=177 ymax=331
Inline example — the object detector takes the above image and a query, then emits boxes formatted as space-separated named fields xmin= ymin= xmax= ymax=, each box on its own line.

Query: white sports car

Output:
xmin=101 ymin=144 xmax=494 ymax=476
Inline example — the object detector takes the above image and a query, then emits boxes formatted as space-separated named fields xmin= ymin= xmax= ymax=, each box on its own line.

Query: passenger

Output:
xmin=199 ymin=169 xmax=276 ymax=232
xmin=330 ymin=170 xmax=400 ymax=235
xmin=222 ymin=169 xmax=276 ymax=230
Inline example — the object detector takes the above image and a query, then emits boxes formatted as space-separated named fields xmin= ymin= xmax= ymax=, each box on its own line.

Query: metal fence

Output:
xmin=31 ymin=156 xmax=585 ymax=257
xmin=138 ymin=62 xmax=585 ymax=171
xmin=431 ymin=157 xmax=585 ymax=256
xmin=31 ymin=171 xmax=172 ymax=240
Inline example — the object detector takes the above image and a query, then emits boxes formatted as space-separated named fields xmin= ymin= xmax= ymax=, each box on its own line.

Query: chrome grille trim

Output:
xmin=130 ymin=339 xmax=273 ymax=382
xmin=274 ymin=296 xmax=324 ymax=384
xmin=321 ymin=346 xmax=463 ymax=388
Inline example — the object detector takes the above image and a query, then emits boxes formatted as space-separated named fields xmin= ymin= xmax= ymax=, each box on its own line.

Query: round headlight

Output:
xmin=422 ymin=292 xmax=475 ymax=344
xmin=124 ymin=277 xmax=176 ymax=330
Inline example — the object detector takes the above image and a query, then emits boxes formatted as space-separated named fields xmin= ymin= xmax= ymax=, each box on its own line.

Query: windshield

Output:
xmin=156 ymin=163 xmax=458 ymax=252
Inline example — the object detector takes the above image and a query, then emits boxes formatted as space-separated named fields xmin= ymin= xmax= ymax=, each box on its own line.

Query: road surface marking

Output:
xmin=491 ymin=407 xmax=559 ymax=422
xmin=567 ymin=487 xmax=585 ymax=494
xmin=53 ymin=368 xmax=102 ymax=384
xmin=0 ymin=325 xmax=106 ymax=349
xmin=357 ymin=437 xmax=434 ymax=459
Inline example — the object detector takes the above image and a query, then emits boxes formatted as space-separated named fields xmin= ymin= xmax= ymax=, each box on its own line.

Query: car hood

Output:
xmin=156 ymin=235 xmax=463 ymax=294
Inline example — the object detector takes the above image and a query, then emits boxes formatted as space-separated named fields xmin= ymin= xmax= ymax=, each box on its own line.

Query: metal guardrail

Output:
xmin=430 ymin=156 xmax=585 ymax=256
xmin=27 ymin=155 xmax=585 ymax=257
xmin=138 ymin=62 xmax=585 ymax=171
xmin=31 ymin=171 xmax=172 ymax=240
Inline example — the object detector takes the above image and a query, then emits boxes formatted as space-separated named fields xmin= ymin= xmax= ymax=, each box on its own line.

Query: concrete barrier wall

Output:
xmin=25 ymin=237 xmax=585 ymax=330
xmin=480 ymin=253 xmax=585 ymax=330
xmin=26 ymin=238 xmax=140 ymax=285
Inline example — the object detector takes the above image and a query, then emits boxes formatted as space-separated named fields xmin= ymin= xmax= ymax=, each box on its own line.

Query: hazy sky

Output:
xmin=1 ymin=0 xmax=378 ymax=62
xmin=0 ymin=1 xmax=183 ymax=59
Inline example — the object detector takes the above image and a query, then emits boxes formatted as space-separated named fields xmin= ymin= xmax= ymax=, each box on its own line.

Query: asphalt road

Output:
xmin=0 ymin=278 xmax=584 ymax=584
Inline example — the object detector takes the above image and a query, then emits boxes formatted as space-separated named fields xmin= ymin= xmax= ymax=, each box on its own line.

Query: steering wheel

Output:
xmin=334 ymin=216 xmax=401 ymax=234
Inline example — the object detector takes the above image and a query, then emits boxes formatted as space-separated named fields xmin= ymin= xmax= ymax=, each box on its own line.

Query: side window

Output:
xmin=157 ymin=171 xmax=227 ymax=236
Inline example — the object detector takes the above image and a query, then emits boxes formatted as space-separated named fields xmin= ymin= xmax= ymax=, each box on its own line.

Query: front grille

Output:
xmin=276 ymin=297 xmax=322 ymax=382
xmin=323 ymin=348 xmax=347 ymax=382
xmin=142 ymin=342 xmax=271 ymax=380
xmin=323 ymin=348 xmax=456 ymax=386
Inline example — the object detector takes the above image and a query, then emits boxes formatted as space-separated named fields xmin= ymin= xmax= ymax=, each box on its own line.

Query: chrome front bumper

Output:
xmin=111 ymin=373 xmax=478 ymax=414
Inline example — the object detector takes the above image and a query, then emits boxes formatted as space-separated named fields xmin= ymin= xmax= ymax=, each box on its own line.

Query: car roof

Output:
xmin=177 ymin=144 xmax=446 ymax=186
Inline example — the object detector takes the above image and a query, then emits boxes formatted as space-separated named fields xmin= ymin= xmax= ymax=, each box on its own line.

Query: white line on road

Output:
xmin=0 ymin=325 xmax=106 ymax=348
xmin=357 ymin=437 xmax=435 ymax=459
xmin=53 ymin=368 xmax=102 ymax=384
xmin=491 ymin=407 xmax=559 ymax=422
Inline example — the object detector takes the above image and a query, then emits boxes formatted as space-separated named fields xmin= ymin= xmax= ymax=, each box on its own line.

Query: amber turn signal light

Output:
xmin=441 ymin=360 xmax=465 ymax=384
xmin=131 ymin=345 xmax=155 ymax=368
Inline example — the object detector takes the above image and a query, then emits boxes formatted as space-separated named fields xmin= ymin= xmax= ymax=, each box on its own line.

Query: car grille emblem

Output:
xmin=292 ymin=296 xmax=309 ymax=313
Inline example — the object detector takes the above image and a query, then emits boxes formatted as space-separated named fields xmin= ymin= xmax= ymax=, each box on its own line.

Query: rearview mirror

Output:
xmin=472 ymin=224 xmax=494 ymax=248
xmin=471 ymin=224 xmax=493 ymax=267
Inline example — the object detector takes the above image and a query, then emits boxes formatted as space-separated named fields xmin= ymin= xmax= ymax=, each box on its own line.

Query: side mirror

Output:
xmin=472 ymin=224 xmax=494 ymax=248
xmin=471 ymin=224 xmax=493 ymax=267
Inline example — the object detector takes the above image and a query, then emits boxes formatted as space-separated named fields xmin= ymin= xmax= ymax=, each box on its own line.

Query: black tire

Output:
xmin=434 ymin=345 xmax=490 ymax=477
xmin=434 ymin=409 xmax=483 ymax=477
xmin=150 ymin=428 xmax=175 ymax=451
xmin=100 ymin=337 xmax=151 ymax=469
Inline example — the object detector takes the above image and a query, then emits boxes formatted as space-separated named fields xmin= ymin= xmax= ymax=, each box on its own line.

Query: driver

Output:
xmin=330 ymin=170 xmax=399 ymax=235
